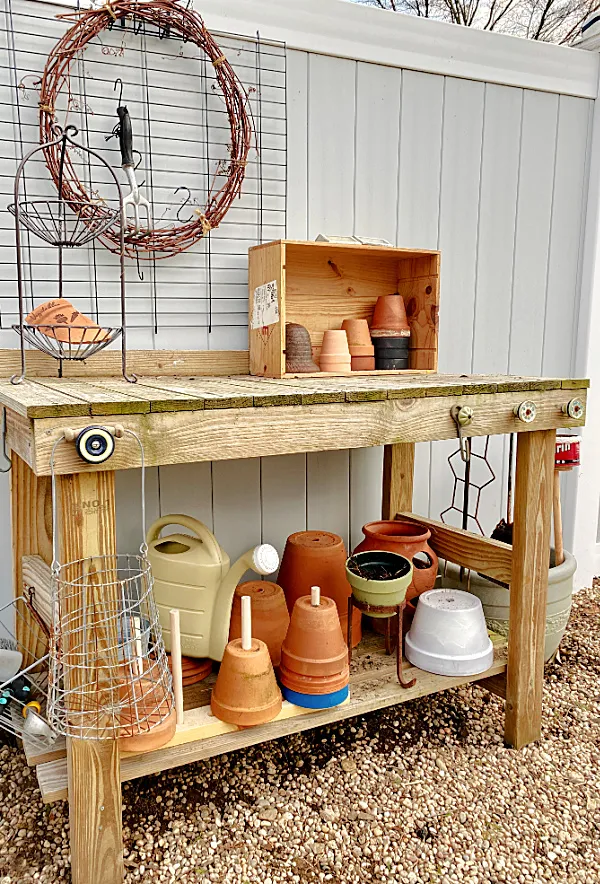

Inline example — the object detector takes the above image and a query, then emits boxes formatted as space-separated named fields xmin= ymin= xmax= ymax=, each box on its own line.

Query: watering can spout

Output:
xmin=209 ymin=544 xmax=279 ymax=661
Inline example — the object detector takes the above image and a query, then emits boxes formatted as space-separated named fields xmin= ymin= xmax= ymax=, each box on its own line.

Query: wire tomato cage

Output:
xmin=47 ymin=429 xmax=175 ymax=742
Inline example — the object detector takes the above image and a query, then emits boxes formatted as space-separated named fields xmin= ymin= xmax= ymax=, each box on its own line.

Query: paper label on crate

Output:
xmin=251 ymin=280 xmax=279 ymax=329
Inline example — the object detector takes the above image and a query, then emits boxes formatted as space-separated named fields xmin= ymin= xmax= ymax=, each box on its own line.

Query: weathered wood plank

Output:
xmin=505 ymin=430 xmax=554 ymax=749
xmin=382 ymin=444 xmax=415 ymax=519
xmin=0 ymin=349 xmax=249 ymax=379
xmin=0 ymin=379 xmax=89 ymax=419
xmin=37 ymin=640 xmax=507 ymax=802
xmin=33 ymin=379 xmax=150 ymax=416
xmin=31 ymin=387 xmax=586 ymax=475
xmin=398 ymin=512 xmax=513 ymax=586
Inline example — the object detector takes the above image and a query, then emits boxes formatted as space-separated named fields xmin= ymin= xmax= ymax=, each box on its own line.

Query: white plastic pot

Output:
xmin=405 ymin=588 xmax=494 ymax=676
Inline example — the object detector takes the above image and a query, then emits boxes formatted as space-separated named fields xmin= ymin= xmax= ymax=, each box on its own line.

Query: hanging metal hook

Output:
xmin=0 ymin=408 xmax=11 ymax=473
xmin=174 ymin=186 xmax=193 ymax=223
xmin=114 ymin=77 xmax=124 ymax=107
xmin=135 ymin=250 xmax=144 ymax=281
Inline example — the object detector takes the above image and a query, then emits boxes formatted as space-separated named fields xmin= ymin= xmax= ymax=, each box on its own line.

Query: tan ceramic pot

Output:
xmin=279 ymin=595 xmax=349 ymax=693
xmin=353 ymin=520 xmax=438 ymax=601
xmin=277 ymin=530 xmax=361 ymax=646
xmin=229 ymin=581 xmax=290 ymax=668
xmin=370 ymin=294 xmax=410 ymax=336
xmin=168 ymin=654 xmax=212 ymax=686
xmin=285 ymin=323 xmax=319 ymax=373
xmin=119 ymin=678 xmax=177 ymax=754
xmin=320 ymin=330 xmax=350 ymax=358
xmin=342 ymin=319 xmax=374 ymax=354
xmin=211 ymin=638 xmax=282 ymax=726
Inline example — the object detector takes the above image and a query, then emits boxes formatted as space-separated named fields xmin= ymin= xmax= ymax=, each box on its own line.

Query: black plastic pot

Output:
xmin=373 ymin=336 xmax=410 ymax=351
xmin=376 ymin=356 xmax=409 ymax=370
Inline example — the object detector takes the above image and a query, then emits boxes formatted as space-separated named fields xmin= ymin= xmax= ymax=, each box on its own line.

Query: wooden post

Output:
xmin=505 ymin=430 xmax=554 ymax=749
xmin=382 ymin=443 xmax=415 ymax=519
xmin=57 ymin=470 xmax=124 ymax=884
xmin=10 ymin=452 xmax=53 ymax=655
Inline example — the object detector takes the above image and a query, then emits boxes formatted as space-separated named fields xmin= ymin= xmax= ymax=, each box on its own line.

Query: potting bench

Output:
xmin=0 ymin=350 xmax=587 ymax=884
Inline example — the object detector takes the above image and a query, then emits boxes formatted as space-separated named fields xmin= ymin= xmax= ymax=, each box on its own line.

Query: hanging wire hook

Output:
xmin=135 ymin=250 xmax=144 ymax=281
xmin=114 ymin=77 xmax=124 ymax=107
xmin=174 ymin=186 xmax=193 ymax=223
xmin=0 ymin=409 xmax=12 ymax=473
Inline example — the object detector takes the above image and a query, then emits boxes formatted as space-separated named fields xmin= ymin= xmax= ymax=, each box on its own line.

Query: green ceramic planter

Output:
xmin=345 ymin=551 xmax=413 ymax=616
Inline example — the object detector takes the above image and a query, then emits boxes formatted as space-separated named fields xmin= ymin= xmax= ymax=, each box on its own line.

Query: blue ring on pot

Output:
xmin=282 ymin=684 xmax=349 ymax=709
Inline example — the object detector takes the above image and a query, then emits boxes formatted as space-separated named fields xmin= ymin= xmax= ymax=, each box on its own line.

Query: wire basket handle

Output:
xmin=50 ymin=427 xmax=147 ymax=572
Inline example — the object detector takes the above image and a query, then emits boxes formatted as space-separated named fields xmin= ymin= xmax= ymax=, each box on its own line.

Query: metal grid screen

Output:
xmin=0 ymin=0 xmax=287 ymax=350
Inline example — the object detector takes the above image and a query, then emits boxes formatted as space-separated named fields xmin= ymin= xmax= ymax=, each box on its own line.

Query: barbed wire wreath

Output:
xmin=38 ymin=0 xmax=254 ymax=259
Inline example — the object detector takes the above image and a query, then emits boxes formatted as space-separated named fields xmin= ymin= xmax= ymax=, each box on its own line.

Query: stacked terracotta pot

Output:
xmin=228 ymin=581 xmax=290 ymax=669
xmin=279 ymin=587 xmax=349 ymax=708
xmin=277 ymin=530 xmax=361 ymax=646
xmin=342 ymin=319 xmax=375 ymax=371
xmin=319 ymin=330 xmax=351 ymax=373
xmin=370 ymin=293 xmax=410 ymax=370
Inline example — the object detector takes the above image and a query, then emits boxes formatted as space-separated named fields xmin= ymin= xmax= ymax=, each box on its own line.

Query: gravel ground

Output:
xmin=1 ymin=584 xmax=599 ymax=884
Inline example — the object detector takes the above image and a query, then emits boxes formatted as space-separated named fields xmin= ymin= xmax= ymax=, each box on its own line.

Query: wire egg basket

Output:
xmin=47 ymin=430 xmax=175 ymax=742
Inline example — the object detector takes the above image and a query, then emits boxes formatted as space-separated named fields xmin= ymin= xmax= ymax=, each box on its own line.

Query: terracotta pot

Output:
xmin=280 ymin=595 xmax=348 ymax=678
xmin=168 ymin=654 xmax=212 ymax=686
xmin=211 ymin=637 xmax=282 ymax=726
xmin=353 ymin=520 xmax=438 ymax=601
xmin=278 ymin=530 xmax=362 ymax=646
xmin=285 ymin=323 xmax=319 ymax=373
xmin=26 ymin=298 xmax=109 ymax=344
xmin=320 ymin=330 xmax=350 ymax=358
xmin=351 ymin=356 xmax=375 ymax=371
xmin=370 ymin=294 xmax=410 ymax=336
xmin=342 ymin=319 xmax=374 ymax=355
xmin=229 ymin=581 xmax=290 ymax=667
xmin=119 ymin=678 xmax=177 ymax=754
xmin=320 ymin=361 xmax=351 ymax=373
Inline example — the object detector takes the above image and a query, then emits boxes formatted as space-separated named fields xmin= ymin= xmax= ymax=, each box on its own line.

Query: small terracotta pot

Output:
xmin=285 ymin=323 xmax=319 ymax=373
xmin=320 ymin=360 xmax=351 ymax=373
xmin=353 ymin=520 xmax=438 ymax=601
xmin=280 ymin=595 xmax=348 ymax=678
xmin=229 ymin=581 xmax=290 ymax=668
xmin=26 ymin=298 xmax=108 ymax=344
xmin=211 ymin=638 xmax=282 ymax=726
xmin=342 ymin=319 xmax=374 ymax=356
xmin=277 ymin=530 xmax=362 ymax=646
xmin=320 ymin=330 xmax=351 ymax=358
xmin=370 ymin=294 xmax=410 ymax=335
xmin=119 ymin=678 xmax=177 ymax=754
xmin=351 ymin=356 xmax=375 ymax=371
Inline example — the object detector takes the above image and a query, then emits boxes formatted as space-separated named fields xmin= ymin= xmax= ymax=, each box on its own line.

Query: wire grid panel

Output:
xmin=0 ymin=0 xmax=287 ymax=347
xmin=49 ymin=553 xmax=175 ymax=741
xmin=0 ymin=595 xmax=55 ymax=751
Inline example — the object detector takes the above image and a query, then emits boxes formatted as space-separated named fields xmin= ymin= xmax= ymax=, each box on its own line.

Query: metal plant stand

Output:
xmin=8 ymin=124 xmax=134 ymax=384
xmin=347 ymin=597 xmax=416 ymax=689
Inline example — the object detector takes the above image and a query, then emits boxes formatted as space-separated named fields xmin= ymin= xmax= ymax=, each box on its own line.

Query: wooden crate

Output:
xmin=248 ymin=240 xmax=440 ymax=378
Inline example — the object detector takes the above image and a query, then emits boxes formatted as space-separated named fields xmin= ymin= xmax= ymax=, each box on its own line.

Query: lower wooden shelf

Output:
xmin=31 ymin=633 xmax=507 ymax=803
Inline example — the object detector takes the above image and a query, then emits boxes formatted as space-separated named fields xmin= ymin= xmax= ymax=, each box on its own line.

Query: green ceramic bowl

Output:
xmin=346 ymin=551 xmax=413 ymax=616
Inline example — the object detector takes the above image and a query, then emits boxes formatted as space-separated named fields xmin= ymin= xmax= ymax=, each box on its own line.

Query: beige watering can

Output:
xmin=147 ymin=515 xmax=279 ymax=662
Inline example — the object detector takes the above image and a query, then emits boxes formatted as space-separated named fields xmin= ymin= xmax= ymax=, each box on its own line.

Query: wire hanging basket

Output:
xmin=48 ymin=431 xmax=175 ymax=744
xmin=15 ymin=324 xmax=123 ymax=363
xmin=7 ymin=199 xmax=119 ymax=248
xmin=0 ymin=596 xmax=56 ymax=752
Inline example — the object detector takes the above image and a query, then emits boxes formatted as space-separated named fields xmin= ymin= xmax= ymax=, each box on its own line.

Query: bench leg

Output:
xmin=58 ymin=470 xmax=124 ymax=884
xmin=382 ymin=443 xmax=415 ymax=519
xmin=505 ymin=430 xmax=554 ymax=749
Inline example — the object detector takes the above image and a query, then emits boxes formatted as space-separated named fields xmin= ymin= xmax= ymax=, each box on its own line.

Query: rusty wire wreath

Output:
xmin=39 ymin=0 xmax=254 ymax=259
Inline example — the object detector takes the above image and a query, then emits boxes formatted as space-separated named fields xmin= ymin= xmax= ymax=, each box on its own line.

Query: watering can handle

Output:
xmin=145 ymin=515 xmax=223 ymax=564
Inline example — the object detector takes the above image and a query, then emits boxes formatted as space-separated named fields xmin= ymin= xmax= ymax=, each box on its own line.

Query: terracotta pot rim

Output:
xmin=362 ymin=520 xmax=431 ymax=544
xmin=285 ymin=530 xmax=345 ymax=550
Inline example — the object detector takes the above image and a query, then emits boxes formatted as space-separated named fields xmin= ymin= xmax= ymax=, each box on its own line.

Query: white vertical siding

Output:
xmin=0 ymin=1 xmax=594 ymax=608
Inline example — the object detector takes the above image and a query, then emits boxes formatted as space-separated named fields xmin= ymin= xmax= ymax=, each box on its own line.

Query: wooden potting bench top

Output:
xmin=3 ymin=354 xmax=588 ymax=884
